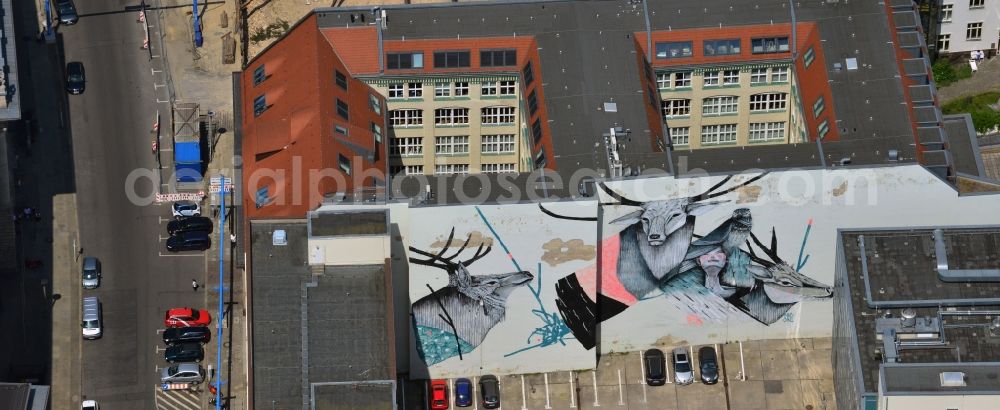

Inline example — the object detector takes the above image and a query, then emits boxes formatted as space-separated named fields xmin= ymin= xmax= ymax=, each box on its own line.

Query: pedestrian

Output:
xmin=192 ymin=279 xmax=199 ymax=291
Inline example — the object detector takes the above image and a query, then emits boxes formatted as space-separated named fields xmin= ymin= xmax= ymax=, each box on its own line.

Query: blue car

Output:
xmin=454 ymin=378 xmax=472 ymax=407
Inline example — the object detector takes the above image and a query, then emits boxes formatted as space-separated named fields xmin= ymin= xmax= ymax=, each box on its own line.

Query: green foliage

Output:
xmin=943 ymin=92 xmax=1000 ymax=134
xmin=250 ymin=20 xmax=290 ymax=45
xmin=932 ymin=59 xmax=973 ymax=87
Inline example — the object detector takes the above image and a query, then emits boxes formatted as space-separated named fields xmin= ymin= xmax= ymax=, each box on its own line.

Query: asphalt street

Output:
xmin=10 ymin=0 xmax=211 ymax=408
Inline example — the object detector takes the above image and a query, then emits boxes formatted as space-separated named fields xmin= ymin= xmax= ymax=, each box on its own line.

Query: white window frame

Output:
xmin=701 ymin=124 xmax=738 ymax=145
xmin=722 ymin=70 xmax=740 ymax=85
xmin=481 ymin=82 xmax=498 ymax=96
xmin=748 ymin=122 xmax=786 ymax=142
xmin=674 ymin=72 xmax=692 ymax=88
xmin=390 ymin=165 xmax=424 ymax=176
xmin=770 ymin=67 xmax=789 ymax=83
xmin=389 ymin=109 xmax=423 ymax=127
xmin=749 ymin=93 xmax=787 ymax=112
xmin=499 ymin=81 xmax=516 ymax=95
xmin=481 ymin=163 xmax=517 ymax=173
xmin=967 ymin=22 xmax=983 ymax=40
xmin=750 ymin=68 xmax=768 ymax=84
xmin=938 ymin=33 xmax=951 ymax=51
xmin=657 ymin=73 xmax=671 ymax=89
xmin=435 ymin=164 xmax=469 ymax=175
xmin=481 ymin=106 xmax=516 ymax=125
xmin=703 ymin=71 xmax=720 ymax=86
xmin=434 ymin=108 xmax=469 ymax=125
xmin=669 ymin=127 xmax=689 ymax=146
xmin=813 ymin=96 xmax=825 ymax=118
xmin=969 ymin=0 xmax=984 ymax=9
xmin=481 ymin=134 xmax=516 ymax=154
xmin=388 ymin=83 xmax=404 ymax=98
xmin=435 ymin=136 xmax=470 ymax=155
xmin=818 ymin=120 xmax=830 ymax=140
xmin=407 ymin=82 xmax=423 ymax=98
xmin=941 ymin=4 xmax=953 ymax=22
xmin=662 ymin=99 xmax=691 ymax=117
xmin=435 ymin=83 xmax=452 ymax=97
xmin=390 ymin=137 xmax=424 ymax=156
xmin=454 ymin=82 xmax=470 ymax=96
xmin=702 ymin=96 xmax=739 ymax=115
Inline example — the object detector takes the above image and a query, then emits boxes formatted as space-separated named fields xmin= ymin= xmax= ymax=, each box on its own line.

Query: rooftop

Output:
xmin=882 ymin=363 xmax=1000 ymax=394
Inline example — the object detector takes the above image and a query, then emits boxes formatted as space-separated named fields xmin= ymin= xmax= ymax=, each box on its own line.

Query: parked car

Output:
xmin=643 ymin=348 xmax=666 ymax=386
xmin=699 ymin=346 xmax=719 ymax=384
xmin=56 ymin=0 xmax=78 ymax=25
xmin=480 ymin=375 xmax=500 ymax=409
xmin=171 ymin=201 xmax=201 ymax=217
xmin=160 ymin=363 xmax=204 ymax=384
xmin=164 ymin=307 xmax=211 ymax=328
xmin=163 ymin=326 xmax=211 ymax=345
xmin=81 ymin=256 xmax=100 ymax=289
xmin=672 ymin=348 xmax=694 ymax=385
xmin=66 ymin=62 xmax=85 ymax=94
xmin=166 ymin=231 xmax=211 ymax=252
xmin=454 ymin=378 xmax=472 ymax=407
xmin=81 ymin=296 xmax=102 ymax=339
xmin=167 ymin=216 xmax=213 ymax=236
xmin=429 ymin=379 xmax=448 ymax=410
xmin=81 ymin=400 xmax=98 ymax=410
xmin=165 ymin=342 xmax=204 ymax=363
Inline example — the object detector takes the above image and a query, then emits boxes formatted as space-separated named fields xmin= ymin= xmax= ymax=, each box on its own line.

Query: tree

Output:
xmin=932 ymin=59 xmax=956 ymax=86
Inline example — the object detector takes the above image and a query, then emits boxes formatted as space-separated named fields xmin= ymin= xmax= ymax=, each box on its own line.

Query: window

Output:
xmin=499 ymin=81 xmax=516 ymax=95
xmin=770 ymin=67 xmax=789 ymax=83
xmin=336 ymin=99 xmax=349 ymax=120
xmin=335 ymin=70 xmax=347 ymax=90
xmin=389 ymin=109 xmax=423 ymax=127
xmin=482 ymin=134 xmax=516 ymax=153
xmin=701 ymin=124 xmax=738 ymax=145
xmin=253 ymin=95 xmax=267 ymax=117
xmin=655 ymin=41 xmax=694 ymax=58
xmin=334 ymin=124 xmax=348 ymax=135
xmin=254 ymin=186 xmax=270 ymax=208
xmin=748 ymin=122 xmax=785 ymax=142
xmin=386 ymin=52 xmax=424 ymax=70
xmin=390 ymin=165 xmax=424 ymax=176
xmin=669 ymin=127 xmax=689 ymax=146
xmin=657 ymin=73 xmax=671 ymax=89
xmin=253 ymin=65 xmax=266 ymax=86
xmin=938 ymin=34 xmax=951 ymax=51
xmin=435 ymin=136 xmax=470 ymax=155
xmin=528 ymin=91 xmax=539 ymax=116
xmin=435 ymin=164 xmax=469 ymax=175
xmin=435 ymin=83 xmax=451 ymax=97
xmin=371 ymin=122 xmax=383 ymax=143
xmin=941 ymin=4 xmax=953 ymax=22
xmin=703 ymin=71 xmax=720 ymax=86
xmin=818 ymin=120 xmax=830 ymax=139
xmin=703 ymin=39 xmax=741 ymax=56
xmin=661 ymin=99 xmax=691 ymax=117
xmin=390 ymin=137 xmax=423 ymax=156
xmin=531 ymin=119 xmax=543 ymax=144
xmin=388 ymin=83 xmax=404 ymax=98
xmin=969 ymin=0 xmax=984 ymax=8
xmin=434 ymin=108 xmax=469 ymax=125
xmin=481 ymin=82 xmax=497 ymax=95
xmin=674 ymin=72 xmax=692 ymax=88
xmin=434 ymin=51 xmax=471 ymax=68
xmin=534 ymin=148 xmax=547 ymax=169
xmin=482 ymin=106 xmax=516 ymax=124
xmin=751 ymin=37 xmax=790 ymax=54
xmin=369 ymin=94 xmax=381 ymax=116
xmin=482 ymin=163 xmax=516 ymax=173
xmin=408 ymin=82 xmax=423 ymax=98
xmin=750 ymin=93 xmax=787 ymax=111
xmin=813 ymin=96 xmax=825 ymax=118
xmin=750 ymin=68 xmax=768 ymax=84
xmin=722 ymin=70 xmax=740 ymax=85
xmin=454 ymin=82 xmax=469 ymax=96
xmin=522 ymin=61 xmax=534 ymax=86
xmin=967 ymin=22 xmax=982 ymax=40
xmin=702 ymin=96 xmax=739 ymax=115
xmin=338 ymin=154 xmax=351 ymax=175
xmin=480 ymin=49 xmax=517 ymax=67
xmin=803 ymin=47 xmax=816 ymax=68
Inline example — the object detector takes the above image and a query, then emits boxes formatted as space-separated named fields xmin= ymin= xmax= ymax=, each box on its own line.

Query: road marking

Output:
xmin=497 ymin=377 xmax=502 ymax=410
xmin=159 ymin=236 xmax=170 ymax=241
xmin=617 ymin=370 xmax=624 ymax=406
xmin=592 ymin=371 xmax=599 ymax=407
xmin=157 ymin=99 xmax=170 ymax=104
xmin=154 ymin=385 xmax=200 ymax=410
xmin=155 ymin=346 xmax=165 ymax=352
xmin=449 ymin=378 xmax=455 ymax=408
xmin=520 ymin=375 xmax=527 ymax=410
xmin=159 ymin=217 xmax=173 ymax=224
xmin=473 ymin=376 xmax=478 ymax=410
xmin=637 ymin=351 xmax=645 ymax=384
xmin=158 ymin=252 xmax=203 ymax=257
xmin=155 ymin=83 xmax=166 ymax=88
xmin=569 ymin=371 xmax=576 ymax=408
xmin=544 ymin=372 xmax=551 ymax=409
xmin=156 ymin=329 xmax=165 ymax=334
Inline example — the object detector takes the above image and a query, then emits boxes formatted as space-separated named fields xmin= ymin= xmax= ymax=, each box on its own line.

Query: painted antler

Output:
xmin=690 ymin=172 xmax=769 ymax=202
xmin=409 ymin=228 xmax=493 ymax=278
xmin=597 ymin=182 xmax=643 ymax=206
xmin=747 ymin=228 xmax=784 ymax=267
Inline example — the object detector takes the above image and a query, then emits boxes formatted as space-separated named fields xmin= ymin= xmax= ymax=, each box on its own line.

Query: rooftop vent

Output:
xmin=273 ymin=230 xmax=288 ymax=246
xmin=901 ymin=308 xmax=917 ymax=327
xmin=846 ymin=58 xmax=859 ymax=71
xmin=887 ymin=149 xmax=900 ymax=161
xmin=604 ymin=102 xmax=618 ymax=112
xmin=939 ymin=372 xmax=967 ymax=387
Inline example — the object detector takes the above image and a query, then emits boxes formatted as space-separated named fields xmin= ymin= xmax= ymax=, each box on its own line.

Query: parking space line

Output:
xmin=158 ymin=252 xmax=203 ymax=257
xmin=690 ymin=345 xmax=697 ymax=381
xmin=473 ymin=376 xmax=479 ymax=410
xmin=617 ymin=369 xmax=624 ymax=406
xmin=497 ymin=376 xmax=502 ymax=410
xmin=450 ymin=378 xmax=455 ymax=409
xmin=520 ymin=375 xmax=527 ymax=410
xmin=569 ymin=371 xmax=576 ymax=408
xmin=544 ymin=373 xmax=551 ymax=409
xmin=592 ymin=371 xmax=599 ymax=407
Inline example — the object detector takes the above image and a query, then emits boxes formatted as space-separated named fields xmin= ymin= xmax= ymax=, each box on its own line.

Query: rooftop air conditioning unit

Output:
xmin=273 ymin=230 xmax=288 ymax=246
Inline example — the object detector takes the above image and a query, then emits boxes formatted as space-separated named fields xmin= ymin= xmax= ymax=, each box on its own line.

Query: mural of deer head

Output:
xmin=409 ymin=228 xmax=533 ymax=365
xmin=745 ymin=228 xmax=834 ymax=304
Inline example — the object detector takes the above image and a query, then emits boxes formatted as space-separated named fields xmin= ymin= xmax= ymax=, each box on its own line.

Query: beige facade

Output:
xmin=657 ymin=62 xmax=808 ymax=150
xmin=367 ymin=75 xmax=530 ymax=176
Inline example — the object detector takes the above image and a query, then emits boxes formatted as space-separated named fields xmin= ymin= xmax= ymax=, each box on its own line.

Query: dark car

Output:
xmin=480 ymin=375 xmax=500 ymax=409
xmin=643 ymin=348 xmax=666 ymax=386
xmin=167 ymin=216 xmax=214 ymax=236
xmin=455 ymin=378 xmax=472 ymax=407
xmin=66 ymin=62 xmax=85 ymax=94
xmin=166 ymin=231 xmax=211 ymax=252
xmin=165 ymin=342 xmax=204 ymax=363
xmin=56 ymin=0 xmax=78 ymax=25
xmin=699 ymin=346 xmax=719 ymax=384
xmin=162 ymin=327 xmax=210 ymax=345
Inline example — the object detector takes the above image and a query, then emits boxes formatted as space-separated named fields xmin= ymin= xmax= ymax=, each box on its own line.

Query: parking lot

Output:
xmin=431 ymin=338 xmax=835 ymax=410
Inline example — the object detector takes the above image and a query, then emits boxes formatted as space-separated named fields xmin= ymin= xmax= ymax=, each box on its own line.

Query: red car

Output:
xmin=429 ymin=379 xmax=448 ymax=409
xmin=164 ymin=308 xmax=211 ymax=328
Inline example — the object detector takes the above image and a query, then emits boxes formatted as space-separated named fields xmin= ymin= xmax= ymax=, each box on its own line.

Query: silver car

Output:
xmin=82 ymin=256 xmax=101 ymax=289
xmin=160 ymin=363 xmax=205 ymax=384
xmin=672 ymin=347 xmax=694 ymax=385
xmin=171 ymin=201 xmax=201 ymax=217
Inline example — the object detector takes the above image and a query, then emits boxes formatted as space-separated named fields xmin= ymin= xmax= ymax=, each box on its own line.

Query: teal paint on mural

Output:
xmin=414 ymin=325 xmax=475 ymax=366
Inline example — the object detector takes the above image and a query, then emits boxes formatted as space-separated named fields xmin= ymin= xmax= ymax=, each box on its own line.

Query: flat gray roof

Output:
xmin=882 ymin=363 xmax=1000 ymax=394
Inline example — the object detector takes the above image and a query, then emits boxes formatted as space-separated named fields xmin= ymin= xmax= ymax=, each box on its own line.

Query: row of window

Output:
xmin=936 ymin=22 xmax=985 ymax=50
xmin=661 ymin=93 xmax=788 ymax=117
xmin=389 ymin=163 xmax=517 ymax=175
xmin=655 ymin=36 xmax=789 ymax=59
xmin=389 ymin=107 xmax=517 ymax=127
xmin=386 ymin=49 xmax=517 ymax=70
xmin=389 ymin=134 xmax=517 ymax=156
xmin=657 ymin=67 xmax=789 ymax=89
xmin=388 ymin=81 xmax=517 ymax=99
xmin=941 ymin=1 xmax=987 ymax=24
xmin=669 ymin=122 xmax=787 ymax=146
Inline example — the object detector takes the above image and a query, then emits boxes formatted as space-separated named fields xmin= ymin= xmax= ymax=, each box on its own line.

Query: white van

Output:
xmin=82 ymin=296 xmax=102 ymax=339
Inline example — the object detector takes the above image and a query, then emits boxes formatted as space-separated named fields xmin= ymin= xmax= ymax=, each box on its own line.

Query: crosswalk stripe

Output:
xmin=155 ymin=386 xmax=201 ymax=410
xmin=174 ymin=390 xmax=201 ymax=407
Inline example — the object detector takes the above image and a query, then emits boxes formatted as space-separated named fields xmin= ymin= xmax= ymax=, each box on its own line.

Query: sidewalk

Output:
xmin=937 ymin=57 xmax=1000 ymax=102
